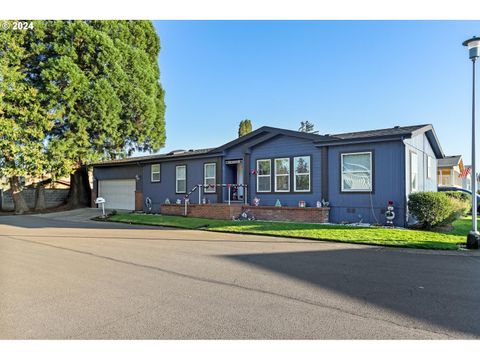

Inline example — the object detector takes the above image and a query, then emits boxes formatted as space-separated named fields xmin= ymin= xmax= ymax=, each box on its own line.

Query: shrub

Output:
xmin=443 ymin=191 xmax=471 ymax=216
xmin=408 ymin=192 xmax=454 ymax=229
xmin=443 ymin=191 xmax=471 ymax=203
xmin=441 ymin=198 xmax=468 ymax=225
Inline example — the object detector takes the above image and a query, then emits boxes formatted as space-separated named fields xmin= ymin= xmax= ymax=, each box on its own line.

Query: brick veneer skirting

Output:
xmin=161 ymin=203 xmax=244 ymax=220
xmin=242 ymin=205 xmax=329 ymax=223
xmin=160 ymin=203 xmax=330 ymax=223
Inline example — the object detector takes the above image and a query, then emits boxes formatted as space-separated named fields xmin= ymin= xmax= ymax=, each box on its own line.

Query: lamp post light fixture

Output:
xmin=463 ymin=36 xmax=480 ymax=249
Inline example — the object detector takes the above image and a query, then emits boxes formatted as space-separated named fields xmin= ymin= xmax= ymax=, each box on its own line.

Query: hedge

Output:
xmin=408 ymin=191 xmax=471 ymax=229
xmin=443 ymin=191 xmax=471 ymax=217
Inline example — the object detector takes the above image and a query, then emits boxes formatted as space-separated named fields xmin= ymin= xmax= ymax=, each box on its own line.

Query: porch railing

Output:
xmin=183 ymin=184 xmax=248 ymax=216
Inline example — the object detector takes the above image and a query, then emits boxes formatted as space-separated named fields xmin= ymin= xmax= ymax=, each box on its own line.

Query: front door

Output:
xmin=236 ymin=161 xmax=244 ymax=199
xmin=225 ymin=159 xmax=244 ymax=201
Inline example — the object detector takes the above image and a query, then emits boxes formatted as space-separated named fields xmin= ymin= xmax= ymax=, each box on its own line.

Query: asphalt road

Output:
xmin=1 ymin=209 xmax=479 ymax=339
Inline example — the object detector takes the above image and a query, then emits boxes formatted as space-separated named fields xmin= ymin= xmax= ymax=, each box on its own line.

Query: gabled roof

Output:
xmin=92 ymin=148 xmax=216 ymax=167
xmin=213 ymin=126 xmax=330 ymax=153
xmin=438 ymin=155 xmax=462 ymax=167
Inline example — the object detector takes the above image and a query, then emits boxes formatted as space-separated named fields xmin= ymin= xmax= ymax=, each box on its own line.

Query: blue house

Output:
xmin=92 ymin=124 xmax=444 ymax=226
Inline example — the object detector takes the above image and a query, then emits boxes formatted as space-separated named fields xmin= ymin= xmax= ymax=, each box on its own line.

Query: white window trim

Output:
xmin=151 ymin=164 xmax=161 ymax=182
xmin=293 ymin=156 xmax=311 ymax=192
xmin=176 ymin=165 xmax=186 ymax=193
xmin=203 ymin=163 xmax=216 ymax=193
xmin=256 ymin=159 xmax=271 ymax=193
xmin=410 ymin=151 xmax=418 ymax=192
xmin=426 ymin=156 xmax=433 ymax=179
xmin=341 ymin=152 xmax=373 ymax=192
xmin=274 ymin=157 xmax=290 ymax=193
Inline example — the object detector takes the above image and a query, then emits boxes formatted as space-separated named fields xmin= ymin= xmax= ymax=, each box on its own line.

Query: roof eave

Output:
xmin=91 ymin=150 xmax=221 ymax=167
xmin=314 ymin=134 xmax=409 ymax=147
xmin=420 ymin=125 xmax=445 ymax=159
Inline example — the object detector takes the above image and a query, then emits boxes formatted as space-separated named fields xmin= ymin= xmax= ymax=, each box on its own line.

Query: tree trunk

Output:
xmin=67 ymin=165 xmax=91 ymax=208
xmin=9 ymin=176 xmax=30 ymax=214
xmin=34 ymin=184 xmax=46 ymax=211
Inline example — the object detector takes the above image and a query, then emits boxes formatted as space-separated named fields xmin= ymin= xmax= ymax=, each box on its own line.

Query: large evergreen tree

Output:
xmin=0 ymin=28 xmax=54 ymax=213
xmin=238 ymin=119 xmax=252 ymax=137
xmin=1 ymin=20 xmax=166 ymax=208
xmin=298 ymin=121 xmax=317 ymax=134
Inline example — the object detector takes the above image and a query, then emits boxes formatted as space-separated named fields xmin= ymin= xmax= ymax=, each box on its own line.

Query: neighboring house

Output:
xmin=92 ymin=124 xmax=444 ymax=226
xmin=437 ymin=155 xmax=467 ymax=189
xmin=459 ymin=165 xmax=479 ymax=192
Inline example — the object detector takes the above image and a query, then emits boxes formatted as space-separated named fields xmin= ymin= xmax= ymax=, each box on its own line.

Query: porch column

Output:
xmin=244 ymin=153 xmax=251 ymax=205
xmin=321 ymin=147 xmax=329 ymax=201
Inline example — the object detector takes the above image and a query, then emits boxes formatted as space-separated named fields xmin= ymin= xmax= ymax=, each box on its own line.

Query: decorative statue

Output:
xmin=253 ymin=197 xmax=260 ymax=206
xmin=275 ymin=199 xmax=282 ymax=207
xmin=385 ymin=201 xmax=395 ymax=226
xmin=145 ymin=197 xmax=153 ymax=213
xmin=164 ymin=198 xmax=171 ymax=204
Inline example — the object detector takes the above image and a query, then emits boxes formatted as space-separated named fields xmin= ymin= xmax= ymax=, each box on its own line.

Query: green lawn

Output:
xmin=445 ymin=217 xmax=479 ymax=236
xmin=108 ymin=213 xmax=471 ymax=250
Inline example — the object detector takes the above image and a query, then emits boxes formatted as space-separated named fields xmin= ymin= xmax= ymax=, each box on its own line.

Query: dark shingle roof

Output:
xmin=438 ymin=155 xmax=462 ymax=167
xmin=318 ymin=124 xmax=444 ymax=158
xmin=326 ymin=124 xmax=430 ymax=141
xmin=93 ymin=124 xmax=442 ymax=167
xmin=93 ymin=148 xmax=216 ymax=167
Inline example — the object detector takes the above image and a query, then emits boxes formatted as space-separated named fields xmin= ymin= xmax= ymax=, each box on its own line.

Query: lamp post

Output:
xmin=463 ymin=36 xmax=480 ymax=249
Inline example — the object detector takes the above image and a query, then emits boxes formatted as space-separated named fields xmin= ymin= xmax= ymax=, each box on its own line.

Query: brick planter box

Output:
xmin=161 ymin=203 xmax=243 ymax=220
xmin=243 ymin=205 xmax=329 ymax=223
xmin=160 ymin=203 xmax=329 ymax=223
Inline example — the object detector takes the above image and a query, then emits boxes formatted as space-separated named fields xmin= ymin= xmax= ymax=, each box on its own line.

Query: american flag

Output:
xmin=459 ymin=166 xmax=471 ymax=178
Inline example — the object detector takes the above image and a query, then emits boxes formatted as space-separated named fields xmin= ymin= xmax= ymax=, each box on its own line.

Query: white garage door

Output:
xmin=98 ymin=179 xmax=136 ymax=210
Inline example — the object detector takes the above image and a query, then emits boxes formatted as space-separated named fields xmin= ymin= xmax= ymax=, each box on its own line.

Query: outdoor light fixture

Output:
xmin=463 ymin=36 xmax=480 ymax=249
xmin=464 ymin=36 xmax=480 ymax=60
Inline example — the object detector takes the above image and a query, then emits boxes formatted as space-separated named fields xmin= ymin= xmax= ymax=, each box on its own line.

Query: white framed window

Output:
xmin=294 ymin=156 xmax=311 ymax=192
xmin=410 ymin=151 xmax=418 ymax=192
xmin=341 ymin=152 xmax=373 ymax=192
xmin=204 ymin=163 xmax=216 ymax=193
xmin=427 ymin=156 xmax=433 ymax=179
xmin=151 ymin=164 xmax=160 ymax=182
xmin=274 ymin=158 xmax=290 ymax=192
xmin=176 ymin=165 xmax=186 ymax=193
xmin=256 ymin=159 xmax=271 ymax=192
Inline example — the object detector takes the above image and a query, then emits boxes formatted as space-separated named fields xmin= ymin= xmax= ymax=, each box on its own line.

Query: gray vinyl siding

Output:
xmin=404 ymin=133 xmax=438 ymax=224
xmin=142 ymin=157 xmax=220 ymax=212
xmin=246 ymin=135 xmax=322 ymax=207
xmin=327 ymin=141 xmax=406 ymax=226
xmin=404 ymin=133 xmax=438 ymax=194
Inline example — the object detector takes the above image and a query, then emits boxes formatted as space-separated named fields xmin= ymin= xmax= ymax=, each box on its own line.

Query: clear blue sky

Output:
xmin=151 ymin=20 xmax=480 ymax=164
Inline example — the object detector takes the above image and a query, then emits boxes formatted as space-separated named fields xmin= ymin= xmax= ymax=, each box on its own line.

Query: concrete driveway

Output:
xmin=1 ymin=210 xmax=479 ymax=339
